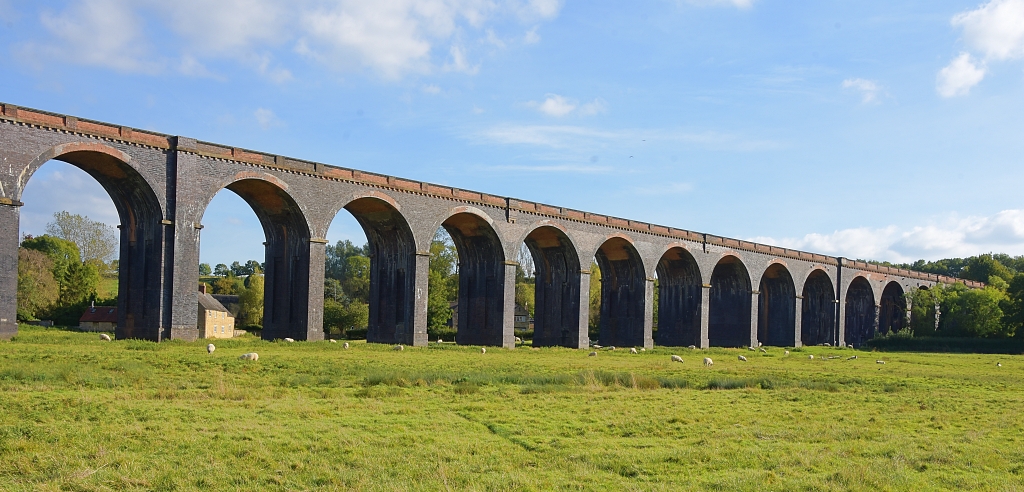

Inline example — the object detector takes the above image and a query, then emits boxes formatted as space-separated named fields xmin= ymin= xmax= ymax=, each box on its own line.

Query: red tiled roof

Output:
xmin=80 ymin=307 xmax=117 ymax=323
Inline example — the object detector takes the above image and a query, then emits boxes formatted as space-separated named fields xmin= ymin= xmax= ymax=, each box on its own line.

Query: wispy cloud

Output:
xmin=751 ymin=210 xmax=1024 ymax=262
xmin=254 ymin=108 xmax=282 ymax=129
xmin=472 ymin=124 xmax=783 ymax=152
xmin=841 ymin=78 xmax=881 ymax=104
xmin=681 ymin=0 xmax=757 ymax=9
xmin=528 ymin=94 xmax=607 ymax=117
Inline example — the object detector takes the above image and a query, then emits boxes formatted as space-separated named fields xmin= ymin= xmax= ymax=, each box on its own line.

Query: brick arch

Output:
xmin=594 ymin=235 xmax=647 ymax=347
xmin=802 ymin=268 xmax=836 ymax=346
xmin=844 ymin=275 xmax=876 ymax=347
xmin=521 ymin=223 xmax=584 ymax=347
xmin=709 ymin=255 xmax=753 ymax=347
xmin=757 ymin=262 xmax=796 ymax=347
xmin=655 ymin=245 xmax=702 ymax=347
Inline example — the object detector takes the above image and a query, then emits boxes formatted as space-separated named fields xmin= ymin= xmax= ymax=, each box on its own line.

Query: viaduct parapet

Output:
xmin=0 ymin=103 xmax=982 ymax=348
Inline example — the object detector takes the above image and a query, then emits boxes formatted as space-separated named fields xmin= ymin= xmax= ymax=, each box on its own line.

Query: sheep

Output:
xmin=640 ymin=348 xmax=646 ymax=352
xmin=481 ymin=347 xmax=486 ymax=354
xmin=630 ymin=347 xmax=638 ymax=354
xmin=703 ymin=357 xmax=713 ymax=367
xmin=589 ymin=351 xmax=597 ymax=357
xmin=239 ymin=352 xmax=259 ymax=361
xmin=393 ymin=345 xmax=404 ymax=351
xmin=283 ymin=337 xmax=295 ymax=343
xmin=738 ymin=355 xmax=747 ymax=362
xmin=99 ymin=333 xmax=111 ymax=341
xmin=824 ymin=342 xmax=831 ymax=347
xmin=329 ymin=339 xmax=337 ymax=343
xmin=758 ymin=342 xmax=763 ymax=347
xmin=515 ymin=337 xmax=523 ymax=344
xmin=876 ymin=360 xmax=885 ymax=364
xmin=784 ymin=350 xmax=790 ymax=355
xmin=748 ymin=346 xmax=755 ymax=351
xmin=207 ymin=343 xmax=215 ymax=354
xmin=343 ymin=342 xmax=350 ymax=349
xmin=997 ymin=362 xmax=1002 ymax=367
xmin=808 ymin=354 xmax=814 ymax=360
xmin=607 ymin=346 xmax=616 ymax=351
xmin=847 ymin=355 xmax=858 ymax=360
xmin=760 ymin=347 xmax=767 ymax=353
xmin=688 ymin=345 xmax=696 ymax=350
xmin=671 ymin=355 xmax=683 ymax=363
xmin=592 ymin=344 xmax=603 ymax=349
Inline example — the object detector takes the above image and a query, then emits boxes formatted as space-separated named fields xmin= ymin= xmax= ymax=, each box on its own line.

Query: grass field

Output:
xmin=2 ymin=325 xmax=1024 ymax=491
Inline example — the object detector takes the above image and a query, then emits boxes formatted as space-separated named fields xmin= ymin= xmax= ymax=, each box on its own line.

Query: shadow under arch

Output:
xmin=709 ymin=255 xmax=752 ymax=347
xmin=879 ymin=281 xmax=907 ymax=336
xmin=443 ymin=211 xmax=507 ymax=346
xmin=655 ymin=246 xmax=701 ymax=347
xmin=206 ymin=178 xmax=312 ymax=340
xmin=33 ymin=148 xmax=167 ymax=341
xmin=524 ymin=225 xmax=581 ymax=347
xmin=844 ymin=276 xmax=875 ymax=347
xmin=343 ymin=196 xmax=416 ymax=344
xmin=757 ymin=263 xmax=795 ymax=347
xmin=595 ymin=236 xmax=646 ymax=347
xmin=801 ymin=269 xmax=836 ymax=346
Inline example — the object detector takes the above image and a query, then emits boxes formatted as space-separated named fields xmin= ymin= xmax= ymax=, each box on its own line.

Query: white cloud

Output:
xmin=444 ymin=44 xmax=479 ymax=74
xmin=579 ymin=98 xmax=608 ymax=116
xmin=937 ymin=53 xmax=986 ymax=97
xmin=841 ymin=78 xmax=881 ymax=104
xmin=752 ymin=210 xmax=1024 ymax=262
xmin=523 ymin=26 xmax=541 ymax=44
xmin=952 ymin=0 xmax=1024 ymax=61
xmin=532 ymin=94 xmax=577 ymax=117
xmin=423 ymin=84 xmax=441 ymax=94
xmin=939 ymin=0 xmax=1024 ymax=96
xmin=474 ymin=124 xmax=782 ymax=151
xmin=683 ymin=0 xmax=756 ymax=9
xmin=19 ymin=0 xmax=159 ymax=73
xmin=254 ymin=108 xmax=281 ymax=129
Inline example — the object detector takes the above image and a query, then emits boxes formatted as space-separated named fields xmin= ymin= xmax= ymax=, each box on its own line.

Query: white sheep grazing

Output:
xmin=760 ymin=347 xmax=767 ymax=353
xmin=997 ymin=362 xmax=1002 ymax=367
xmin=593 ymin=344 xmax=603 ymax=349
xmin=758 ymin=342 xmax=763 ymax=347
xmin=703 ymin=357 xmax=713 ymax=367
xmin=284 ymin=337 xmax=295 ymax=343
xmin=343 ymin=342 xmax=350 ymax=349
xmin=630 ymin=347 xmax=638 ymax=354
xmin=876 ymin=360 xmax=885 ymax=364
xmin=608 ymin=346 xmax=616 ymax=351
xmin=640 ymin=348 xmax=646 ymax=352
xmin=784 ymin=350 xmax=790 ymax=355
xmin=515 ymin=337 xmax=523 ymax=344
xmin=393 ymin=345 xmax=404 ymax=351
xmin=329 ymin=339 xmax=337 ymax=343
xmin=671 ymin=355 xmax=683 ymax=363
xmin=239 ymin=352 xmax=259 ymax=361
xmin=847 ymin=355 xmax=858 ymax=360
xmin=748 ymin=346 xmax=755 ymax=351
xmin=738 ymin=355 xmax=747 ymax=362
xmin=207 ymin=343 xmax=215 ymax=354
xmin=808 ymin=354 xmax=814 ymax=360
xmin=589 ymin=351 xmax=597 ymax=357
xmin=481 ymin=347 xmax=486 ymax=354
xmin=688 ymin=345 xmax=696 ymax=350
xmin=99 ymin=333 xmax=111 ymax=341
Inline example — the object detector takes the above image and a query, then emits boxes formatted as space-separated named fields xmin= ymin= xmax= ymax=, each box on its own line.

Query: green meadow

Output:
xmin=2 ymin=325 xmax=1024 ymax=491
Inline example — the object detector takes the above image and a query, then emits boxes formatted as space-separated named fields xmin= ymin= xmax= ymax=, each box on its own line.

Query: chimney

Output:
xmin=199 ymin=284 xmax=207 ymax=295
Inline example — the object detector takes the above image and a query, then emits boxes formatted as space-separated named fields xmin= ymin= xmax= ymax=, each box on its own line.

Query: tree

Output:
xmin=325 ymin=240 xmax=369 ymax=280
xmin=198 ymin=263 xmax=212 ymax=276
xmin=935 ymin=283 xmax=1009 ymax=338
xmin=213 ymin=273 xmax=243 ymax=295
xmin=244 ymin=260 xmax=262 ymax=277
xmin=323 ymin=297 xmax=369 ymax=335
xmin=214 ymin=264 xmax=229 ymax=276
xmin=21 ymin=235 xmax=98 ymax=307
xmin=343 ymin=255 xmax=371 ymax=302
xmin=17 ymin=248 xmax=59 ymax=320
xmin=237 ymin=273 xmax=264 ymax=328
xmin=427 ymin=230 xmax=458 ymax=332
xmin=44 ymin=211 xmax=118 ymax=265
xmin=1004 ymin=274 xmax=1024 ymax=337
xmin=589 ymin=261 xmax=602 ymax=332
xmin=230 ymin=261 xmax=244 ymax=276
xmin=960 ymin=255 xmax=1014 ymax=283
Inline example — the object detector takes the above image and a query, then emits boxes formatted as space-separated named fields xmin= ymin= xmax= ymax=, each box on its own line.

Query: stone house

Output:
xmin=198 ymin=284 xmax=235 ymax=339
xmin=79 ymin=305 xmax=117 ymax=332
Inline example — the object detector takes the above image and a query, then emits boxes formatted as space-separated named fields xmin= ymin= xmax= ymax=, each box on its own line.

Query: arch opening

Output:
xmin=18 ymin=152 xmax=165 ymax=340
xmin=708 ymin=256 xmax=752 ymax=347
xmin=655 ymin=247 xmax=701 ymax=347
xmin=878 ymin=282 xmax=907 ymax=336
xmin=206 ymin=178 xmax=312 ymax=341
xmin=524 ymin=226 xmax=581 ymax=347
xmin=801 ymin=270 xmax=835 ymax=346
xmin=595 ymin=237 xmax=646 ymax=347
xmin=757 ymin=264 xmax=795 ymax=347
xmin=342 ymin=197 xmax=416 ymax=344
xmin=844 ymin=277 xmax=875 ymax=347
xmin=442 ymin=212 xmax=506 ymax=346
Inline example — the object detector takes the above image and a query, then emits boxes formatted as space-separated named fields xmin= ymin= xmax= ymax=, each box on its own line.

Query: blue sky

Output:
xmin=5 ymin=0 xmax=1024 ymax=266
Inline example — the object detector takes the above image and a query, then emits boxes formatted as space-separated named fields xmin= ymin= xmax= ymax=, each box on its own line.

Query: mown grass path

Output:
xmin=2 ymin=326 xmax=1024 ymax=490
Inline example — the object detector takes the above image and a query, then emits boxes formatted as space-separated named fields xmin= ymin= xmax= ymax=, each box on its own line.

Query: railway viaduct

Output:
xmin=0 ymin=103 xmax=982 ymax=348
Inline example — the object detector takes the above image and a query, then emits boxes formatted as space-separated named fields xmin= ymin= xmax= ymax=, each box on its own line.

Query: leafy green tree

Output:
xmin=427 ymin=230 xmax=458 ymax=332
xmin=960 ymin=255 xmax=1014 ymax=283
xmin=213 ymin=264 xmax=229 ymax=276
xmin=21 ymin=235 xmax=98 ymax=307
xmin=237 ymin=273 xmax=264 ymax=328
xmin=44 ymin=211 xmax=118 ymax=265
xmin=343 ymin=255 xmax=371 ymax=302
xmin=198 ymin=263 xmax=212 ymax=276
xmin=589 ymin=261 xmax=601 ymax=332
xmin=17 ymin=248 xmax=59 ymax=320
xmin=1003 ymin=273 xmax=1024 ymax=337
xmin=213 ymin=273 xmax=244 ymax=295
xmin=323 ymin=297 xmax=369 ymax=335
xmin=937 ymin=283 xmax=1009 ymax=338
xmin=325 ymin=240 xmax=369 ymax=281
xmin=908 ymin=286 xmax=940 ymax=337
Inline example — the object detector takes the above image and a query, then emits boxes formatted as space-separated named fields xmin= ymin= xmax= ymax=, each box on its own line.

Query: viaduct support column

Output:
xmin=793 ymin=296 xmax=803 ymax=347
xmin=699 ymin=283 xmax=711 ymax=348
xmin=837 ymin=297 xmax=847 ymax=347
xmin=501 ymin=261 xmax=518 ymax=349
xmin=575 ymin=270 xmax=592 ymax=348
xmin=411 ymin=252 xmax=430 ymax=347
xmin=643 ymin=277 xmax=655 ymax=350
xmin=0 ymin=200 xmax=21 ymax=340
xmin=303 ymin=239 xmax=327 ymax=342
xmin=749 ymin=290 xmax=759 ymax=348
